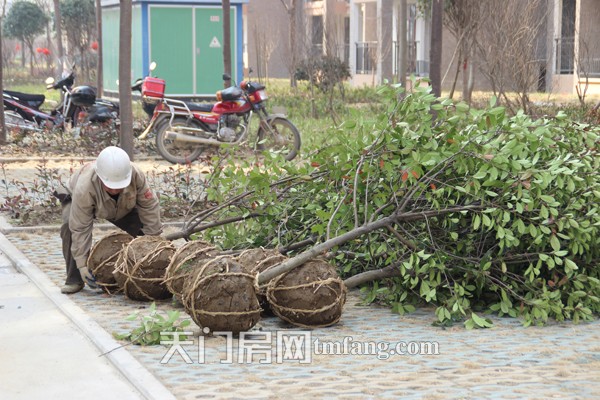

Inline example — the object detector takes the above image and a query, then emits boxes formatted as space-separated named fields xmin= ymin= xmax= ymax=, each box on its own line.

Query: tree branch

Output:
xmin=258 ymin=204 xmax=483 ymax=284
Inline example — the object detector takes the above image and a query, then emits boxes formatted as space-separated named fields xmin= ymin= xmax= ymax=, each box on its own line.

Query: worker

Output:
xmin=55 ymin=146 xmax=163 ymax=294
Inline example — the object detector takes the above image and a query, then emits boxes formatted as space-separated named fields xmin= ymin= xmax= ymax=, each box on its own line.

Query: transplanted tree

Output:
xmin=3 ymin=0 xmax=48 ymax=76
xmin=169 ymin=82 xmax=600 ymax=329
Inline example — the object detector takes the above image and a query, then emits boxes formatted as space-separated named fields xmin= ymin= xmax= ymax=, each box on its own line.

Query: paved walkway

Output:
xmin=1 ymin=225 xmax=599 ymax=399
xmin=0 ymin=251 xmax=143 ymax=400
xmin=0 ymin=157 xmax=599 ymax=399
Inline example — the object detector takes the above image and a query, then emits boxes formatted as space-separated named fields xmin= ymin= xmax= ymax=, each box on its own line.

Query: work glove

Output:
xmin=79 ymin=267 xmax=98 ymax=289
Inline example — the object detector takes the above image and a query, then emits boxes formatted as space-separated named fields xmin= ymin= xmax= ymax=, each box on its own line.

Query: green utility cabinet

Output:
xmin=101 ymin=0 xmax=247 ymax=98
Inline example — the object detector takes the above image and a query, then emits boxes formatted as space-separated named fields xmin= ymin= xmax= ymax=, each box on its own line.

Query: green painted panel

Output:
xmin=102 ymin=6 xmax=143 ymax=93
xmin=195 ymin=7 xmax=236 ymax=95
xmin=102 ymin=8 xmax=119 ymax=92
xmin=132 ymin=6 xmax=143 ymax=82
xmin=149 ymin=7 xmax=194 ymax=95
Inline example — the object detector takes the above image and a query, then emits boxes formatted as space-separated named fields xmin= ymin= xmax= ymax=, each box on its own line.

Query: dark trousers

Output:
xmin=60 ymin=201 xmax=144 ymax=285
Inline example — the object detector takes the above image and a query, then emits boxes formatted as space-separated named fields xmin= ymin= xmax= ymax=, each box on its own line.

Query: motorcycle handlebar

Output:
xmin=48 ymin=72 xmax=75 ymax=91
xmin=131 ymin=78 xmax=143 ymax=92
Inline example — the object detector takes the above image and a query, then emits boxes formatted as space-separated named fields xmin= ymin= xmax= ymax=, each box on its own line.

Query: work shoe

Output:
xmin=61 ymin=283 xmax=84 ymax=294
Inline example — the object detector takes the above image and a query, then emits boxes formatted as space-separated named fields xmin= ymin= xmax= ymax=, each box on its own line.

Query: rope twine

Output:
xmin=181 ymin=255 xmax=261 ymax=323
xmin=114 ymin=236 xmax=175 ymax=301
xmin=250 ymin=253 xmax=288 ymax=293
xmin=88 ymin=231 xmax=133 ymax=294
xmin=266 ymin=265 xmax=347 ymax=329
xmin=164 ymin=241 xmax=217 ymax=296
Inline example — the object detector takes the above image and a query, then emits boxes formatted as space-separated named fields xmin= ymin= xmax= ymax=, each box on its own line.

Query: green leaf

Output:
xmin=564 ymin=258 xmax=579 ymax=271
xmin=550 ymin=235 xmax=561 ymax=252
xmin=473 ymin=214 xmax=481 ymax=230
xmin=471 ymin=312 xmax=493 ymax=328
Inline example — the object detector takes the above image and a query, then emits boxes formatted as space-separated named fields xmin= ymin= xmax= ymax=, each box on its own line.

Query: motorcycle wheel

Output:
xmin=257 ymin=117 xmax=301 ymax=161
xmin=155 ymin=117 xmax=204 ymax=164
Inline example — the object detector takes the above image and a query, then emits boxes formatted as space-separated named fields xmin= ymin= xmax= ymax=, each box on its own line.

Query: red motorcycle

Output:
xmin=136 ymin=72 xmax=301 ymax=164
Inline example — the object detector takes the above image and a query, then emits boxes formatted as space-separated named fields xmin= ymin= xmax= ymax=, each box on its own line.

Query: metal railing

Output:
xmin=356 ymin=41 xmax=377 ymax=74
xmin=356 ymin=40 xmax=429 ymax=76
xmin=392 ymin=40 xmax=428 ymax=76
xmin=555 ymin=37 xmax=575 ymax=74
xmin=555 ymin=37 xmax=600 ymax=77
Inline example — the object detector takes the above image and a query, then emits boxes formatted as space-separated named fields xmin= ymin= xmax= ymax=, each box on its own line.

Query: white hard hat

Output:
xmin=95 ymin=146 xmax=132 ymax=189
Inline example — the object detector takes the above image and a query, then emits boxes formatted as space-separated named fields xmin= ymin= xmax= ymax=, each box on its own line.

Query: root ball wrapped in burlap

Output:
xmin=164 ymin=240 xmax=218 ymax=300
xmin=236 ymin=248 xmax=288 ymax=314
xmin=113 ymin=236 xmax=176 ymax=301
xmin=182 ymin=255 xmax=261 ymax=333
xmin=266 ymin=259 xmax=347 ymax=328
xmin=87 ymin=231 xmax=133 ymax=293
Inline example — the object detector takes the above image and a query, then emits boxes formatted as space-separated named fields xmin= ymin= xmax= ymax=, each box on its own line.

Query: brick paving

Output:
xmin=5 ymin=228 xmax=600 ymax=400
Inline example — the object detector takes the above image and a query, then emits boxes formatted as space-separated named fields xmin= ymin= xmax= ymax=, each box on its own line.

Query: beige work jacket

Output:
xmin=68 ymin=162 xmax=162 ymax=269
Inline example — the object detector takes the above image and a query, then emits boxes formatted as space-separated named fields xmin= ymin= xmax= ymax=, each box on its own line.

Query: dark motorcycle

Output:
xmin=2 ymin=69 xmax=119 ymax=141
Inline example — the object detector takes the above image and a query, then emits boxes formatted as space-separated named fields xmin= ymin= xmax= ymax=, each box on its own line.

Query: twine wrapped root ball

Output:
xmin=87 ymin=231 xmax=133 ymax=293
xmin=182 ymin=256 xmax=261 ymax=333
xmin=266 ymin=259 xmax=347 ymax=328
xmin=164 ymin=240 xmax=219 ymax=301
xmin=113 ymin=236 xmax=176 ymax=301
xmin=236 ymin=248 xmax=288 ymax=314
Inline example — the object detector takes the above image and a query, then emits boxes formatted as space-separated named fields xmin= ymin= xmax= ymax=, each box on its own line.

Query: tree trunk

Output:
xmin=429 ymin=0 xmax=443 ymax=97
xmin=257 ymin=205 xmax=482 ymax=284
xmin=396 ymin=0 xmax=407 ymax=86
xmin=222 ymin=0 xmax=231 ymax=88
xmin=119 ymin=0 xmax=134 ymax=158
xmin=95 ymin=0 xmax=103 ymax=97
xmin=28 ymin=43 xmax=34 ymax=76
xmin=53 ymin=0 xmax=64 ymax=76
xmin=344 ymin=264 xmax=403 ymax=289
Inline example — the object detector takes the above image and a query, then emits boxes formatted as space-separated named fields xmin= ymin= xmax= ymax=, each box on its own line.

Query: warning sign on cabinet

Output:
xmin=209 ymin=37 xmax=221 ymax=48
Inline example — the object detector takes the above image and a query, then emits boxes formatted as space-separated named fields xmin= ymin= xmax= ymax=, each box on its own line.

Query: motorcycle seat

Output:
xmin=4 ymin=90 xmax=45 ymax=109
xmin=184 ymin=101 xmax=213 ymax=112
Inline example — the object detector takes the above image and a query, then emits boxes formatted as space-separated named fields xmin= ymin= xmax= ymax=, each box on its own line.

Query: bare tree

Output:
xmin=279 ymin=0 xmax=300 ymax=87
xmin=119 ymin=0 xmax=134 ymax=158
xmin=222 ymin=0 xmax=232 ymax=88
xmin=476 ymin=0 xmax=547 ymax=114
xmin=443 ymin=0 xmax=484 ymax=103
xmin=252 ymin=19 xmax=276 ymax=83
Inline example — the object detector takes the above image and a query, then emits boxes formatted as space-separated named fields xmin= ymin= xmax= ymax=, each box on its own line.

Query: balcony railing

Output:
xmin=356 ymin=41 xmax=429 ymax=76
xmin=555 ymin=37 xmax=575 ymax=74
xmin=356 ymin=41 xmax=377 ymax=74
xmin=392 ymin=40 xmax=428 ymax=76
xmin=555 ymin=36 xmax=600 ymax=77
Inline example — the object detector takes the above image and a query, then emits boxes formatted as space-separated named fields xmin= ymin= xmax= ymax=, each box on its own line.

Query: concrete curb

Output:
xmin=0 ymin=231 xmax=176 ymax=400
